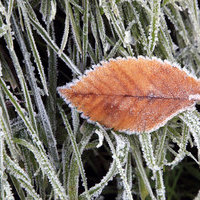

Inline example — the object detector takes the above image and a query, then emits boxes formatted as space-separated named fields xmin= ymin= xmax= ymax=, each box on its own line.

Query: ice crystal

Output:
xmin=95 ymin=129 xmax=104 ymax=148
xmin=124 ymin=30 xmax=134 ymax=45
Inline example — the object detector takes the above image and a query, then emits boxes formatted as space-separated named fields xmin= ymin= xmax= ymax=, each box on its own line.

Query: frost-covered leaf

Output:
xmin=58 ymin=57 xmax=200 ymax=133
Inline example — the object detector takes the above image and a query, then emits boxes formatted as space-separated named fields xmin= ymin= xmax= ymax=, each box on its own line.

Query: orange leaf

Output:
xmin=58 ymin=57 xmax=200 ymax=133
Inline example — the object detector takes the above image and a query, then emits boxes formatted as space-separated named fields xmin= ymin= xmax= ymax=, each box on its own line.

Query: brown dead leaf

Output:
xmin=58 ymin=57 xmax=200 ymax=133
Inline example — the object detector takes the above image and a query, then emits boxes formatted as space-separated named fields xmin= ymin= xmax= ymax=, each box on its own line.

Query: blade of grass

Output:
xmin=12 ymin=15 xmax=60 ymax=168
xmin=18 ymin=1 xmax=49 ymax=95
xmin=59 ymin=105 xmax=90 ymax=200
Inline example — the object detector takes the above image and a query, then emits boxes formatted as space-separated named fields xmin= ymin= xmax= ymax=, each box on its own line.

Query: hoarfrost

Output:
xmin=180 ymin=111 xmax=200 ymax=160
xmin=4 ymin=179 xmax=14 ymax=200
xmin=112 ymin=131 xmax=130 ymax=163
xmin=95 ymin=129 xmax=104 ymax=148
xmin=0 ymin=2 xmax=6 ymax=16
xmin=50 ymin=0 xmax=57 ymax=22
xmin=124 ymin=30 xmax=134 ymax=45
xmin=156 ymin=187 xmax=166 ymax=198
xmin=139 ymin=133 xmax=160 ymax=172
xmin=0 ymin=24 xmax=8 ymax=37
xmin=104 ymin=42 xmax=110 ymax=52
xmin=189 ymin=94 xmax=200 ymax=101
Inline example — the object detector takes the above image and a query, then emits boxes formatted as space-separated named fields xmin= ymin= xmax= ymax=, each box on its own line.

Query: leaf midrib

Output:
xmin=72 ymin=92 xmax=190 ymax=101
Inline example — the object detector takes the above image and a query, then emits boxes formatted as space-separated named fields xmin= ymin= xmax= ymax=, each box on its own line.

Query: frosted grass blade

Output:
xmin=4 ymin=179 xmax=14 ymax=200
xmin=0 ymin=89 xmax=19 ymax=160
xmin=98 ymin=125 xmax=133 ymax=200
xmin=18 ymin=1 xmax=49 ymax=95
xmin=27 ymin=11 xmax=81 ymax=75
xmin=155 ymin=127 xmax=167 ymax=167
xmin=68 ymin=2 xmax=82 ymax=54
xmin=4 ymin=153 xmax=41 ymax=200
xmin=47 ymin=23 xmax=57 ymax=134
xmin=0 ymin=78 xmax=67 ymax=199
xmin=82 ymin=0 xmax=89 ymax=68
xmin=67 ymin=123 xmax=93 ymax=199
xmin=12 ymin=16 xmax=59 ymax=167
xmin=180 ymin=110 xmax=200 ymax=161
xmin=12 ymin=138 xmax=67 ymax=200
xmin=7 ymin=0 xmax=14 ymax=20
xmin=0 ymin=107 xmax=4 ymax=200
xmin=23 ymin=0 xmax=80 ymax=74
xmin=148 ymin=0 xmax=161 ymax=55
xmin=59 ymin=0 xmax=70 ymax=55
xmin=95 ymin=0 xmax=106 ymax=53
xmin=164 ymin=4 xmax=190 ymax=46
xmin=129 ymin=136 xmax=156 ymax=200
xmin=59 ymin=106 xmax=90 ymax=200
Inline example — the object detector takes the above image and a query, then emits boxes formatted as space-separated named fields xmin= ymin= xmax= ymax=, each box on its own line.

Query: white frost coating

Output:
xmin=180 ymin=111 xmax=200 ymax=161
xmin=57 ymin=56 xmax=200 ymax=134
xmin=194 ymin=190 xmax=200 ymax=200
xmin=50 ymin=0 xmax=57 ymax=22
xmin=4 ymin=179 xmax=15 ymax=200
xmin=0 ymin=2 xmax=6 ymax=16
xmin=139 ymin=132 xmax=160 ymax=172
xmin=0 ymin=24 xmax=8 ymax=37
xmin=95 ymin=129 xmax=104 ymax=148
xmin=166 ymin=151 xmax=185 ymax=168
xmin=104 ymin=42 xmax=110 ymax=52
xmin=189 ymin=94 xmax=200 ymax=101
xmin=124 ymin=30 xmax=134 ymax=45
xmin=112 ymin=132 xmax=130 ymax=163
xmin=79 ymin=160 xmax=117 ymax=199
xmin=0 ymin=130 xmax=3 ymax=137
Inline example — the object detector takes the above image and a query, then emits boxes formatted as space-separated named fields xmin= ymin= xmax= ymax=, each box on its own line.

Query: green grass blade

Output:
xmin=12 ymin=15 xmax=59 ymax=167
xmin=18 ymin=1 xmax=49 ymax=95
xmin=82 ymin=0 xmax=89 ymax=68
xmin=26 ymin=7 xmax=81 ymax=75
xmin=4 ymin=153 xmax=41 ymax=199
xmin=59 ymin=106 xmax=90 ymax=200
xmin=0 ymin=107 xmax=4 ymax=200
xmin=148 ymin=0 xmax=161 ymax=55
xmin=59 ymin=0 xmax=70 ymax=55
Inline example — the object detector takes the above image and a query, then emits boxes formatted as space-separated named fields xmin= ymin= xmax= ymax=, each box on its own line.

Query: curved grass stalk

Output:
xmin=139 ymin=132 xmax=165 ymax=200
xmin=129 ymin=136 xmax=156 ymax=200
xmin=59 ymin=0 xmax=70 ymax=55
xmin=67 ymin=123 xmax=93 ymax=199
xmin=59 ymin=106 xmax=90 ymax=200
xmin=180 ymin=110 xmax=200 ymax=162
xmin=0 ymin=89 xmax=19 ymax=161
xmin=98 ymin=125 xmax=133 ymax=200
xmin=4 ymin=153 xmax=41 ymax=200
xmin=79 ymin=160 xmax=117 ymax=200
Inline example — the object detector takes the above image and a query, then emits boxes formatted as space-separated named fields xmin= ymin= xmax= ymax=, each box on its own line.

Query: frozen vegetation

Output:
xmin=0 ymin=0 xmax=200 ymax=199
